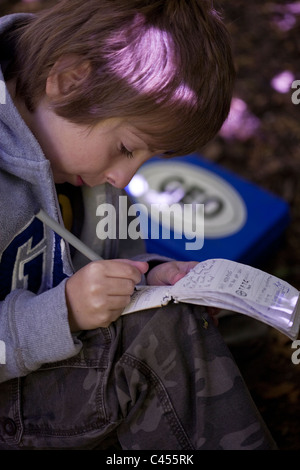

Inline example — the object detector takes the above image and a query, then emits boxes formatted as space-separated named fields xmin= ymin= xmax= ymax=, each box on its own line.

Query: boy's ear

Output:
xmin=46 ymin=56 xmax=91 ymax=99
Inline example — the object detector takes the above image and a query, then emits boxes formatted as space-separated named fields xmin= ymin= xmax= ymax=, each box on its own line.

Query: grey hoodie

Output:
xmin=0 ymin=14 xmax=166 ymax=383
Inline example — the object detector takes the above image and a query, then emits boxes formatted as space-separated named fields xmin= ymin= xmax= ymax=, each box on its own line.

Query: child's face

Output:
xmin=30 ymin=103 xmax=163 ymax=189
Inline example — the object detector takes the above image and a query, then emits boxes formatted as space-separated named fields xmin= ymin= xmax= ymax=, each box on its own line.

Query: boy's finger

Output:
xmin=105 ymin=278 xmax=136 ymax=296
xmin=97 ymin=259 xmax=147 ymax=283
xmin=113 ymin=259 xmax=149 ymax=274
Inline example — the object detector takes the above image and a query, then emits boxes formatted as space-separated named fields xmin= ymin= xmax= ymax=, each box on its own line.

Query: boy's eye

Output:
xmin=120 ymin=144 xmax=134 ymax=159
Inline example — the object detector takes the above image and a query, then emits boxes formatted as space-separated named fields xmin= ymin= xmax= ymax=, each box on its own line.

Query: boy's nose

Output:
xmin=105 ymin=165 xmax=140 ymax=189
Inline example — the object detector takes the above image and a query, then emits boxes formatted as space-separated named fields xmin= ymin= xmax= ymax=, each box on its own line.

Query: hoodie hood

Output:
xmin=0 ymin=13 xmax=51 ymax=183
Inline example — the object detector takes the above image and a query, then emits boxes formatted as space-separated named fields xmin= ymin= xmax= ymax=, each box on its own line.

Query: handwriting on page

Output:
xmin=122 ymin=286 xmax=169 ymax=315
xmin=175 ymin=259 xmax=297 ymax=311
xmin=122 ymin=259 xmax=299 ymax=339
xmin=177 ymin=259 xmax=219 ymax=290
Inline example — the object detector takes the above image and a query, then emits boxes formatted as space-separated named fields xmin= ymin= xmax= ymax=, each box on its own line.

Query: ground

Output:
xmin=1 ymin=0 xmax=300 ymax=451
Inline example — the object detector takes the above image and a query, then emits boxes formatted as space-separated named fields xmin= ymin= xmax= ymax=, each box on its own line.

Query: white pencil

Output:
xmin=35 ymin=209 xmax=102 ymax=261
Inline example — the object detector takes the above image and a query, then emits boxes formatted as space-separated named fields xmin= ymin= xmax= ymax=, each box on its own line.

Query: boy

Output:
xmin=0 ymin=0 xmax=276 ymax=449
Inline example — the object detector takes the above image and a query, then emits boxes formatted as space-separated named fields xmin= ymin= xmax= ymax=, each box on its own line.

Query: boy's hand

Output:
xmin=146 ymin=261 xmax=198 ymax=286
xmin=65 ymin=259 xmax=148 ymax=331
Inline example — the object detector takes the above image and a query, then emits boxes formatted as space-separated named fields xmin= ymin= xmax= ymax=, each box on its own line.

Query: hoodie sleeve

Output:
xmin=0 ymin=279 xmax=82 ymax=383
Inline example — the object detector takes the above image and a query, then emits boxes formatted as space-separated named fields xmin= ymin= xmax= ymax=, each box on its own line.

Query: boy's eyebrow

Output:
xmin=160 ymin=151 xmax=177 ymax=159
xmin=146 ymin=145 xmax=177 ymax=157
xmin=149 ymin=149 xmax=174 ymax=158
xmin=128 ymin=128 xmax=177 ymax=157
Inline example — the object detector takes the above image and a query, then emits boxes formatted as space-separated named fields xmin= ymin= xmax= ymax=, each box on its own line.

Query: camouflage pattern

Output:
xmin=0 ymin=304 xmax=277 ymax=450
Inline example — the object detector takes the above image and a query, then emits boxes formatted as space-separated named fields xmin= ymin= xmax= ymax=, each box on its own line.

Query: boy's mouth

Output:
xmin=76 ymin=176 xmax=85 ymax=186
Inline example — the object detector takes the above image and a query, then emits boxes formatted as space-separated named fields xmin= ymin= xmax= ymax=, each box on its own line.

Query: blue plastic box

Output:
xmin=125 ymin=154 xmax=290 ymax=266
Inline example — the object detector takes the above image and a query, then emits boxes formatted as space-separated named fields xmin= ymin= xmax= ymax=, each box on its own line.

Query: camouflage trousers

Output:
xmin=0 ymin=304 xmax=277 ymax=450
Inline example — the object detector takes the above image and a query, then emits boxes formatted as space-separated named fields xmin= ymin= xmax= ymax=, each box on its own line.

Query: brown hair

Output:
xmin=10 ymin=0 xmax=235 ymax=155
